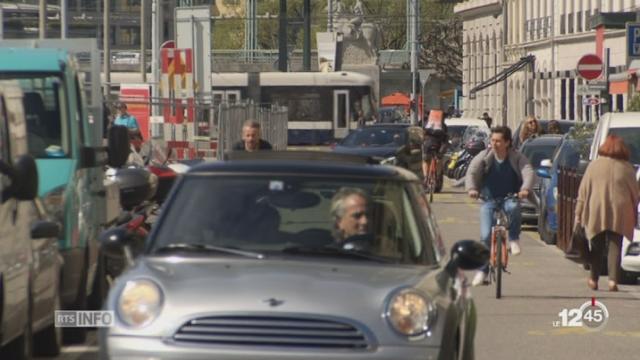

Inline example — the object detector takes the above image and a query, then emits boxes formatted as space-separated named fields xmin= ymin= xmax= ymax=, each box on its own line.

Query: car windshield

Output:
xmin=448 ymin=125 xmax=467 ymax=148
xmin=552 ymin=138 xmax=592 ymax=171
xmin=608 ymin=127 xmax=640 ymax=165
xmin=340 ymin=128 xmax=406 ymax=147
xmin=3 ymin=74 xmax=70 ymax=158
xmin=151 ymin=176 xmax=437 ymax=265
xmin=378 ymin=108 xmax=405 ymax=123
xmin=462 ymin=126 xmax=490 ymax=146
xmin=521 ymin=142 xmax=560 ymax=169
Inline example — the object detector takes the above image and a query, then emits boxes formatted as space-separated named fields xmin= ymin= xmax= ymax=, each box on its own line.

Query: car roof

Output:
xmin=521 ymin=134 xmax=564 ymax=146
xmin=187 ymin=152 xmax=418 ymax=181
xmin=446 ymin=118 xmax=488 ymax=127
xmin=602 ymin=113 xmax=640 ymax=128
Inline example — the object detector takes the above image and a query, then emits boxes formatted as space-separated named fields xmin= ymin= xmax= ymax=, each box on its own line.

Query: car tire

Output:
xmin=34 ymin=294 xmax=62 ymax=356
xmin=538 ymin=212 xmax=556 ymax=245
xmin=619 ymin=269 xmax=638 ymax=285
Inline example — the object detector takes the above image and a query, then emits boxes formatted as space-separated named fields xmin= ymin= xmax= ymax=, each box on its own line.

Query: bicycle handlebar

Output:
xmin=478 ymin=193 xmax=520 ymax=202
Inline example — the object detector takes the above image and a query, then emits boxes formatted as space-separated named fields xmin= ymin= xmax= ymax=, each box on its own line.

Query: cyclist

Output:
xmin=465 ymin=126 xmax=535 ymax=286
xmin=421 ymin=112 xmax=449 ymax=191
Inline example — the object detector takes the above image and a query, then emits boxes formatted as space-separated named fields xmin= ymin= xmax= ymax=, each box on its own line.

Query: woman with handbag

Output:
xmin=575 ymin=135 xmax=639 ymax=291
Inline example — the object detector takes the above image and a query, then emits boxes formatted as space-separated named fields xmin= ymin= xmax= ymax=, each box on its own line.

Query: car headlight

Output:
xmin=627 ymin=243 xmax=640 ymax=256
xmin=385 ymin=288 xmax=436 ymax=337
xmin=117 ymin=279 xmax=163 ymax=328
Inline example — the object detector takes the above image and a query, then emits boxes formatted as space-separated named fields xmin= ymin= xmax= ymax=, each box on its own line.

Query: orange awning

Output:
xmin=382 ymin=92 xmax=411 ymax=107
xmin=609 ymin=80 xmax=628 ymax=95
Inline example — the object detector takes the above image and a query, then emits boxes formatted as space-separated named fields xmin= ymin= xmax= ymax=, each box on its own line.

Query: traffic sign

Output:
xmin=576 ymin=54 xmax=604 ymax=81
xmin=582 ymin=97 xmax=601 ymax=106
xmin=626 ymin=23 xmax=640 ymax=60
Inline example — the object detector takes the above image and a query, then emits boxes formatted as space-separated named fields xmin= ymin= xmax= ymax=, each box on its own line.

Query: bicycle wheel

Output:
xmin=495 ymin=231 xmax=504 ymax=299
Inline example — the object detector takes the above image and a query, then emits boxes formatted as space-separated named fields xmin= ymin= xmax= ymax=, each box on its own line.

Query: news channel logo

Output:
xmin=55 ymin=311 xmax=115 ymax=328
xmin=553 ymin=298 xmax=609 ymax=331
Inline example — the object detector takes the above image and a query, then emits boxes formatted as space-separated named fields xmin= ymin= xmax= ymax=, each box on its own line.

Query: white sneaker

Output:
xmin=510 ymin=240 xmax=521 ymax=256
xmin=471 ymin=271 xmax=487 ymax=287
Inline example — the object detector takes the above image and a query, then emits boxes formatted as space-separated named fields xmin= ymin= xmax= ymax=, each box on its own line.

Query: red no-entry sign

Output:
xmin=577 ymin=54 xmax=604 ymax=81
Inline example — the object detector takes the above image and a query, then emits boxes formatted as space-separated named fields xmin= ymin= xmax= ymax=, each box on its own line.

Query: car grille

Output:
xmin=173 ymin=315 xmax=371 ymax=349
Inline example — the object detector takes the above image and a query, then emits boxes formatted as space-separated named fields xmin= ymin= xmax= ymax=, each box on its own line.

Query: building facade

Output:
xmin=455 ymin=0 xmax=638 ymax=128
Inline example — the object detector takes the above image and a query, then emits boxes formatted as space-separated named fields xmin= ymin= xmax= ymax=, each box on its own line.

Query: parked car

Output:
xmin=377 ymin=106 xmax=407 ymax=123
xmin=333 ymin=124 xmax=424 ymax=176
xmin=620 ymin=168 xmax=640 ymax=284
xmin=536 ymin=134 xmax=593 ymax=244
xmin=512 ymin=119 xmax=575 ymax=149
xmin=99 ymin=151 xmax=488 ymax=360
xmin=518 ymin=135 xmax=563 ymax=224
xmin=0 ymin=81 xmax=63 ymax=358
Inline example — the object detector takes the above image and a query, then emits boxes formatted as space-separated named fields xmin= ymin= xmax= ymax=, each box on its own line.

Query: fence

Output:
xmin=557 ymin=166 xmax=583 ymax=256
xmin=216 ymin=102 xmax=289 ymax=159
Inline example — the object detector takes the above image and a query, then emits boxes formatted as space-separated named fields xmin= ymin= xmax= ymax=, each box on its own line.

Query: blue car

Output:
xmin=536 ymin=135 xmax=592 ymax=244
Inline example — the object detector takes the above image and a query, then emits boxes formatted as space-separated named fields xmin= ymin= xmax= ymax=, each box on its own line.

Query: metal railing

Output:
xmin=216 ymin=102 xmax=288 ymax=160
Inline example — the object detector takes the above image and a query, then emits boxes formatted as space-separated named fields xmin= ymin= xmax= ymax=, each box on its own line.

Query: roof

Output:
xmin=602 ymin=112 xmax=640 ymax=128
xmin=446 ymin=118 xmax=488 ymax=127
xmin=521 ymin=135 xmax=564 ymax=147
xmin=187 ymin=152 xmax=416 ymax=181
xmin=0 ymin=48 xmax=67 ymax=72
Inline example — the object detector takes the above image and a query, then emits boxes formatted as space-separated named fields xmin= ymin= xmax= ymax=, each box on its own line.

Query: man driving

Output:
xmin=330 ymin=188 xmax=371 ymax=246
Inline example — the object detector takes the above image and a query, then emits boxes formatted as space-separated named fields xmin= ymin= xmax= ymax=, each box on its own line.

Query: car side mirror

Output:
xmin=1 ymin=155 xmax=38 ymax=201
xmin=536 ymin=168 xmax=551 ymax=179
xmin=540 ymin=159 xmax=552 ymax=168
xmin=31 ymin=220 xmax=61 ymax=239
xmin=445 ymin=240 xmax=489 ymax=276
xmin=100 ymin=227 xmax=135 ymax=266
xmin=107 ymin=125 xmax=131 ymax=168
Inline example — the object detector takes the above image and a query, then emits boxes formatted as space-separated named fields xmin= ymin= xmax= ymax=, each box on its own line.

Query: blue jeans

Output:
xmin=479 ymin=198 xmax=521 ymax=271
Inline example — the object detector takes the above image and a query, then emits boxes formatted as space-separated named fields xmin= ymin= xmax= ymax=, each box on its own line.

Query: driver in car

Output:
xmin=330 ymin=187 xmax=372 ymax=249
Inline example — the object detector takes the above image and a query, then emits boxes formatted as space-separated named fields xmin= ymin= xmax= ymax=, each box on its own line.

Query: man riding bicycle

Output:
xmin=422 ymin=113 xmax=448 ymax=192
xmin=465 ymin=126 xmax=535 ymax=286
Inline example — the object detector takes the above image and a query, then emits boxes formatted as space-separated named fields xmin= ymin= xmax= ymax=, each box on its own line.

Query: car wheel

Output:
xmin=34 ymin=293 xmax=62 ymax=356
xmin=539 ymin=212 xmax=555 ymax=245
xmin=619 ymin=270 xmax=638 ymax=285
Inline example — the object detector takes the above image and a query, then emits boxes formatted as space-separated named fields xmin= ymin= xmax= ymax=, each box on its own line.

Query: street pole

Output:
xmin=303 ymin=0 xmax=311 ymax=71
xmin=104 ymin=0 xmax=111 ymax=98
xmin=39 ymin=0 xmax=46 ymax=39
xmin=600 ymin=48 xmax=610 ymax=116
xmin=278 ymin=0 xmax=288 ymax=72
xmin=501 ymin=1 xmax=508 ymax=127
xmin=151 ymin=0 xmax=162 ymax=116
xmin=327 ymin=0 xmax=333 ymax=32
xmin=410 ymin=0 xmax=419 ymax=125
xmin=141 ymin=0 xmax=147 ymax=83
xmin=0 ymin=6 xmax=3 ymax=40
xmin=61 ymin=0 xmax=68 ymax=39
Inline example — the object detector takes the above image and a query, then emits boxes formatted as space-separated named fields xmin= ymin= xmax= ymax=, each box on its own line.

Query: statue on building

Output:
xmin=330 ymin=0 xmax=380 ymax=60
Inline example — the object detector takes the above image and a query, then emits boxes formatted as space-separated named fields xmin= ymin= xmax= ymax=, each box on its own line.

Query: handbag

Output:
xmin=569 ymin=224 xmax=590 ymax=263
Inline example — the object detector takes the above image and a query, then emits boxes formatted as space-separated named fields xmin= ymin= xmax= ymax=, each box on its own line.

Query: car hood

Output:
xmin=107 ymin=257 xmax=438 ymax=337
xmin=333 ymin=146 xmax=397 ymax=158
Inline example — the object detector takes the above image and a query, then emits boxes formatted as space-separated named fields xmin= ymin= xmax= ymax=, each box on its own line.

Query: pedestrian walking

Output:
xmin=575 ymin=135 xmax=639 ymax=291
xmin=480 ymin=112 xmax=493 ymax=128
xmin=114 ymin=102 xmax=142 ymax=140
xmin=546 ymin=120 xmax=561 ymax=134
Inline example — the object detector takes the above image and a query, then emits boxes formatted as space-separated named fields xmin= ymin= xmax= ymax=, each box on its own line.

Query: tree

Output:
xmin=418 ymin=2 xmax=462 ymax=84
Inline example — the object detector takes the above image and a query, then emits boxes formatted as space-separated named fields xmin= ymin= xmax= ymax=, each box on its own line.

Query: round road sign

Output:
xmin=577 ymin=54 xmax=604 ymax=81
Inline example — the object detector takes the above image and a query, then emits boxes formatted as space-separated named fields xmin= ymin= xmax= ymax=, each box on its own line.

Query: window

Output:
xmin=561 ymin=79 xmax=567 ymax=119
xmin=560 ymin=14 xmax=566 ymax=35
xmin=568 ymin=13 xmax=574 ymax=34
xmin=616 ymin=94 xmax=624 ymax=112
xmin=577 ymin=12 xmax=583 ymax=32
xmin=569 ymin=79 xmax=575 ymax=120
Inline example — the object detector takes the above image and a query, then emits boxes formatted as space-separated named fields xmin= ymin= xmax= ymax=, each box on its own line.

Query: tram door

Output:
xmin=333 ymin=90 xmax=350 ymax=139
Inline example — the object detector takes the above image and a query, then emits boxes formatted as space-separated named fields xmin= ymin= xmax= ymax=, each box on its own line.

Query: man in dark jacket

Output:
xmin=232 ymin=120 xmax=273 ymax=152
xmin=465 ymin=126 xmax=535 ymax=286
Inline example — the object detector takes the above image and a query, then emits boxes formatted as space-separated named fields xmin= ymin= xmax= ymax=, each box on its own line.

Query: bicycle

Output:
xmin=480 ymin=194 xmax=519 ymax=299
xmin=423 ymin=153 xmax=439 ymax=203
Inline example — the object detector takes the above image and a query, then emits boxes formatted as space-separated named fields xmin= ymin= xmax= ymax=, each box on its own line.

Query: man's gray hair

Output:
xmin=330 ymin=187 xmax=369 ymax=221
xmin=243 ymin=119 xmax=261 ymax=130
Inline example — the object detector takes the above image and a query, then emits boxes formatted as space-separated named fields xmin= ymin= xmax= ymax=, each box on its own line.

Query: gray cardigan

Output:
xmin=465 ymin=148 xmax=536 ymax=193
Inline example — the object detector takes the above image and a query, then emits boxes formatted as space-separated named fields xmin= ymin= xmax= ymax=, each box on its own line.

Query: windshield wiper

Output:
xmin=154 ymin=243 xmax=265 ymax=259
xmin=280 ymin=245 xmax=393 ymax=263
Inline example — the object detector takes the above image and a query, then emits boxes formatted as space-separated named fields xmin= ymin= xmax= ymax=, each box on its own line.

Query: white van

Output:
xmin=589 ymin=112 xmax=640 ymax=165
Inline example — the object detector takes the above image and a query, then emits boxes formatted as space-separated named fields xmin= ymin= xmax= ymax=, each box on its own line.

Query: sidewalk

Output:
xmin=431 ymin=180 xmax=640 ymax=360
